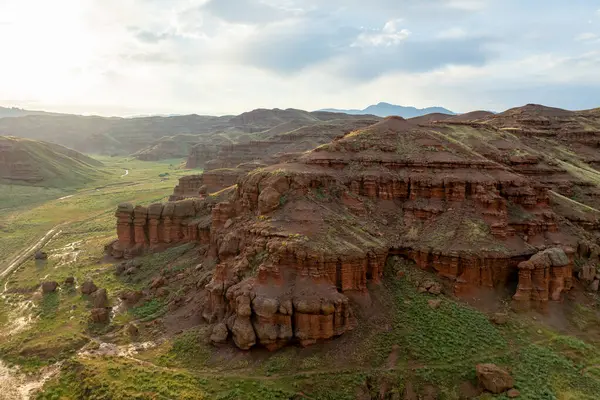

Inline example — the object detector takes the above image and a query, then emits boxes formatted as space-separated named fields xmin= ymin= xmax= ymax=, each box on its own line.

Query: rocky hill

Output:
xmin=109 ymin=104 xmax=600 ymax=351
xmin=0 ymin=136 xmax=104 ymax=186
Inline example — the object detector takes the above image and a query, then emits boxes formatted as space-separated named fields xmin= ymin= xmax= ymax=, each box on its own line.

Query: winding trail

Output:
xmin=1 ymin=227 xmax=62 ymax=279
xmin=121 ymin=169 xmax=129 ymax=178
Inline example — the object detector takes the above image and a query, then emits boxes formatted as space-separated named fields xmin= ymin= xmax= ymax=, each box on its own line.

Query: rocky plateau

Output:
xmin=109 ymin=104 xmax=600 ymax=351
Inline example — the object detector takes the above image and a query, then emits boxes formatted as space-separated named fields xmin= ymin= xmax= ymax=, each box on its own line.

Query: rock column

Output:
xmin=133 ymin=206 xmax=148 ymax=246
xmin=116 ymin=204 xmax=135 ymax=248
xmin=147 ymin=203 xmax=163 ymax=245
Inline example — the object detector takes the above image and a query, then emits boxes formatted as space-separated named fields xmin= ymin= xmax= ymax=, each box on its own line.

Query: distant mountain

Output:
xmin=319 ymin=102 xmax=455 ymax=118
xmin=0 ymin=106 xmax=63 ymax=118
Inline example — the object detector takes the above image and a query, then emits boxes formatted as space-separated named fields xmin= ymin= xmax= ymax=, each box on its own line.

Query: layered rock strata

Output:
xmin=112 ymin=109 xmax=600 ymax=350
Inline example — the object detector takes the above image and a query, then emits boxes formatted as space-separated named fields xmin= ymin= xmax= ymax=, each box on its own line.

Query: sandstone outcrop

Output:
xmin=111 ymin=107 xmax=600 ymax=350
xmin=513 ymin=247 xmax=573 ymax=302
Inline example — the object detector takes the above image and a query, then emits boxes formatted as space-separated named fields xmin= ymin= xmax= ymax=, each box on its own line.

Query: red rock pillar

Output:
xmin=161 ymin=203 xmax=175 ymax=243
xmin=531 ymin=267 xmax=549 ymax=302
xmin=115 ymin=204 xmax=134 ymax=248
xmin=363 ymin=179 xmax=377 ymax=198
xmin=549 ymin=266 xmax=566 ymax=301
xmin=147 ymin=203 xmax=163 ymax=245
xmin=133 ymin=206 xmax=148 ymax=246
xmin=513 ymin=261 xmax=533 ymax=301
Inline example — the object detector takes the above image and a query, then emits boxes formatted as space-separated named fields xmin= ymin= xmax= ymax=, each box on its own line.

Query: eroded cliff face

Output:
xmin=111 ymin=108 xmax=600 ymax=350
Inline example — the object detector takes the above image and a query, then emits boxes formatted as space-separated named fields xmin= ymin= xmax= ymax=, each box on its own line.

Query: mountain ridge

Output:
xmin=319 ymin=102 xmax=455 ymax=118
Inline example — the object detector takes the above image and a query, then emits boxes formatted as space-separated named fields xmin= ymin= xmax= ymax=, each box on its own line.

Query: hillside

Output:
xmin=0 ymin=108 xmax=376 ymax=158
xmin=320 ymin=102 xmax=455 ymax=118
xmin=0 ymin=136 xmax=105 ymax=186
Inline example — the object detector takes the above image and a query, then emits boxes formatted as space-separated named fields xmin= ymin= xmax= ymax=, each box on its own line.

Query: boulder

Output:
xmin=34 ymin=251 xmax=48 ymax=260
xmin=589 ymin=280 xmax=599 ymax=292
xmin=41 ymin=281 xmax=58 ymax=294
xmin=545 ymin=247 xmax=569 ymax=266
xmin=81 ymin=280 xmax=98 ymax=295
xmin=64 ymin=276 xmax=75 ymax=285
xmin=476 ymin=364 xmax=514 ymax=394
xmin=210 ymin=322 xmax=229 ymax=344
xmin=90 ymin=308 xmax=109 ymax=323
xmin=119 ymin=290 xmax=143 ymax=306
xmin=91 ymin=288 xmax=109 ymax=308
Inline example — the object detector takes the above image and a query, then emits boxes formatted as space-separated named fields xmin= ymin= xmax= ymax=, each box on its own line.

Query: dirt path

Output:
xmin=121 ymin=169 xmax=129 ymax=178
xmin=0 ymin=227 xmax=62 ymax=279
xmin=0 ymin=360 xmax=61 ymax=400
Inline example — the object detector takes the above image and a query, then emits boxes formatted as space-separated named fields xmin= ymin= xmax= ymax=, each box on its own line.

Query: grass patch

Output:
xmin=131 ymin=299 xmax=167 ymax=322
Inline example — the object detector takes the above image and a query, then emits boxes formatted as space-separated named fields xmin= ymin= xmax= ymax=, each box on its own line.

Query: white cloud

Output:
xmin=437 ymin=27 xmax=467 ymax=39
xmin=575 ymin=32 xmax=598 ymax=41
xmin=352 ymin=19 xmax=411 ymax=47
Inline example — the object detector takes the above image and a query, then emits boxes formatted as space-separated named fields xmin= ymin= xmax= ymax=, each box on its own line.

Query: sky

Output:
xmin=0 ymin=0 xmax=599 ymax=116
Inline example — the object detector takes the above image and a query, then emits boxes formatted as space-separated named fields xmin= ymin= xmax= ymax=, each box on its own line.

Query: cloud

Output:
xmin=352 ymin=19 xmax=411 ymax=47
xmin=339 ymin=36 xmax=493 ymax=80
xmin=235 ymin=20 xmax=358 ymax=72
xmin=575 ymin=32 xmax=598 ymax=42
xmin=132 ymin=29 xmax=171 ymax=43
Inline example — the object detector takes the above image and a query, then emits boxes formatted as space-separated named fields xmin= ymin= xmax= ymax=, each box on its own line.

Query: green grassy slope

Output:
xmin=0 ymin=136 xmax=106 ymax=187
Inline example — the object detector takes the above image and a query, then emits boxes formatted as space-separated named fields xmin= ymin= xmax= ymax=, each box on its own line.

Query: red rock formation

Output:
xmin=113 ymin=109 xmax=600 ymax=350
xmin=513 ymin=247 xmax=574 ymax=302
xmin=169 ymin=170 xmax=242 ymax=201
